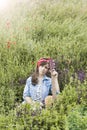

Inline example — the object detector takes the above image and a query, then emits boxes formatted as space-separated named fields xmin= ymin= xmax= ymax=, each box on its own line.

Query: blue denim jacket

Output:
xmin=23 ymin=75 xmax=54 ymax=102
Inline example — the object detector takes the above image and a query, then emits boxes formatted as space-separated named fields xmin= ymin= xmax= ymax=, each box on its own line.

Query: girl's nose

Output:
xmin=43 ymin=66 xmax=46 ymax=71
xmin=43 ymin=67 xmax=45 ymax=70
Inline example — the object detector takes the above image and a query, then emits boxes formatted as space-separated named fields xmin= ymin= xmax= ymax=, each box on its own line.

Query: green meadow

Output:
xmin=0 ymin=0 xmax=87 ymax=129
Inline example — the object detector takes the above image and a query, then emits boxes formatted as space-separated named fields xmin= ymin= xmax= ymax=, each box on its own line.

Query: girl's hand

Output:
xmin=51 ymin=69 xmax=58 ymax=78
xmin=45 ymin=96 xmax=53 ymax=107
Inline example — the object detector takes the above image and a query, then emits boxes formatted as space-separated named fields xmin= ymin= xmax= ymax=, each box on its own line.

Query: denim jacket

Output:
xmin=23 ymin=75 xmax=52 ymax=102
xmin=23 ymin=75 xmax=59 ymax=102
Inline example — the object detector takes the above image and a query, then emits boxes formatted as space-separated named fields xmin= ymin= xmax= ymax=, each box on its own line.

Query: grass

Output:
xmin=0 ymin=0 xmax=87 ymax=129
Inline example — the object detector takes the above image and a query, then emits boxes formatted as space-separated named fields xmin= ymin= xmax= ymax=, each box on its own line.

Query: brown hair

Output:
xmin=31 ymin=61 xmax=51 ymax=85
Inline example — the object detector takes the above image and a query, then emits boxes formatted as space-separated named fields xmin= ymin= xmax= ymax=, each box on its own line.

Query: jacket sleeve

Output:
xmin=23 ymin=77 xmax=31 ymax=100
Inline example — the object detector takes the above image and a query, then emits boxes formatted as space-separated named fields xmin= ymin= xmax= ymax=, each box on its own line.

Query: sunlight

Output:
xmin=0 ymin=0 xmax=10 ymax=10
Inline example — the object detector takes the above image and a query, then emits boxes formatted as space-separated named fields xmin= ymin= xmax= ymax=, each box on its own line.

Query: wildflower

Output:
xmin=7 ymin=41 xmax=11 ymax=45
xmin=7 ymin=44 xmax=10 ymax=48
xmin=77 ymin=70 xmax=86 ymax=82
xmin=7 ymin=41 xmax=11 ymax=48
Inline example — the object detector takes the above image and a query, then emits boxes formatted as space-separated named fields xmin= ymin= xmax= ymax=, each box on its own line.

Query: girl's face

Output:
xmin=38 ymin=63 xmax=49 ymax=76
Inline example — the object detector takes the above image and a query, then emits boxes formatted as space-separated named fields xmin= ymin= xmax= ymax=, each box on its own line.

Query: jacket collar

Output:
xmin=43 ymin=75 xmax=50 ymax=81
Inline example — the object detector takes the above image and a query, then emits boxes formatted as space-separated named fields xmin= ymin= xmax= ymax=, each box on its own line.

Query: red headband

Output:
xmin=37 ymin=58 xmax=50 ymax=67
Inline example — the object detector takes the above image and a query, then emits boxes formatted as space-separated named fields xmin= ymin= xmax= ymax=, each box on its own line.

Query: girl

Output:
xmin=23 ymin=58 xmax=60 ymax=107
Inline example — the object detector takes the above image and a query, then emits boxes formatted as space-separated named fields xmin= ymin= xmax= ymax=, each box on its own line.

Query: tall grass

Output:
xmin=0 ymin=0 xmax=87 ymax=129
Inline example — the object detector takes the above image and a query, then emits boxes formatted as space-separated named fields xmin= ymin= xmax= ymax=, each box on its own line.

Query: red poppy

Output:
xmin=7 ymin=41 xmax=11 ymax=48
xmin=7 ymin=44 xmax=10 ymax=48
xmin=7 ymin=41 xmax=11 ymax=45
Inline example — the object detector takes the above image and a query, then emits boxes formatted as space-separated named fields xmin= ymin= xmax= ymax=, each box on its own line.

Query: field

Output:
xmin=0 ymin=0 xmax=87 ymax=129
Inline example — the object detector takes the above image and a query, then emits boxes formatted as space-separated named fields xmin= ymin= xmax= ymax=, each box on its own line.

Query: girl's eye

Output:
xmin=45 ymin=66 xmax=49 ymax=69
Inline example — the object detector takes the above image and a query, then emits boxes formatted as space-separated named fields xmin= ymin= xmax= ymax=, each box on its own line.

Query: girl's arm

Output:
xmin=51 ymin=69 xmax=60 ymax=99
xmin=23 ymin=77 xmax=34 ymax=104
xmin=25 ymin=97 xmax=33 ymax=104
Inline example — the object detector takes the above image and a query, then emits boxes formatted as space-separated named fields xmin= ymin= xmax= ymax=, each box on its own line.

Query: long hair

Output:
xmin=31 ymin=61 xmax=51 ymax=85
